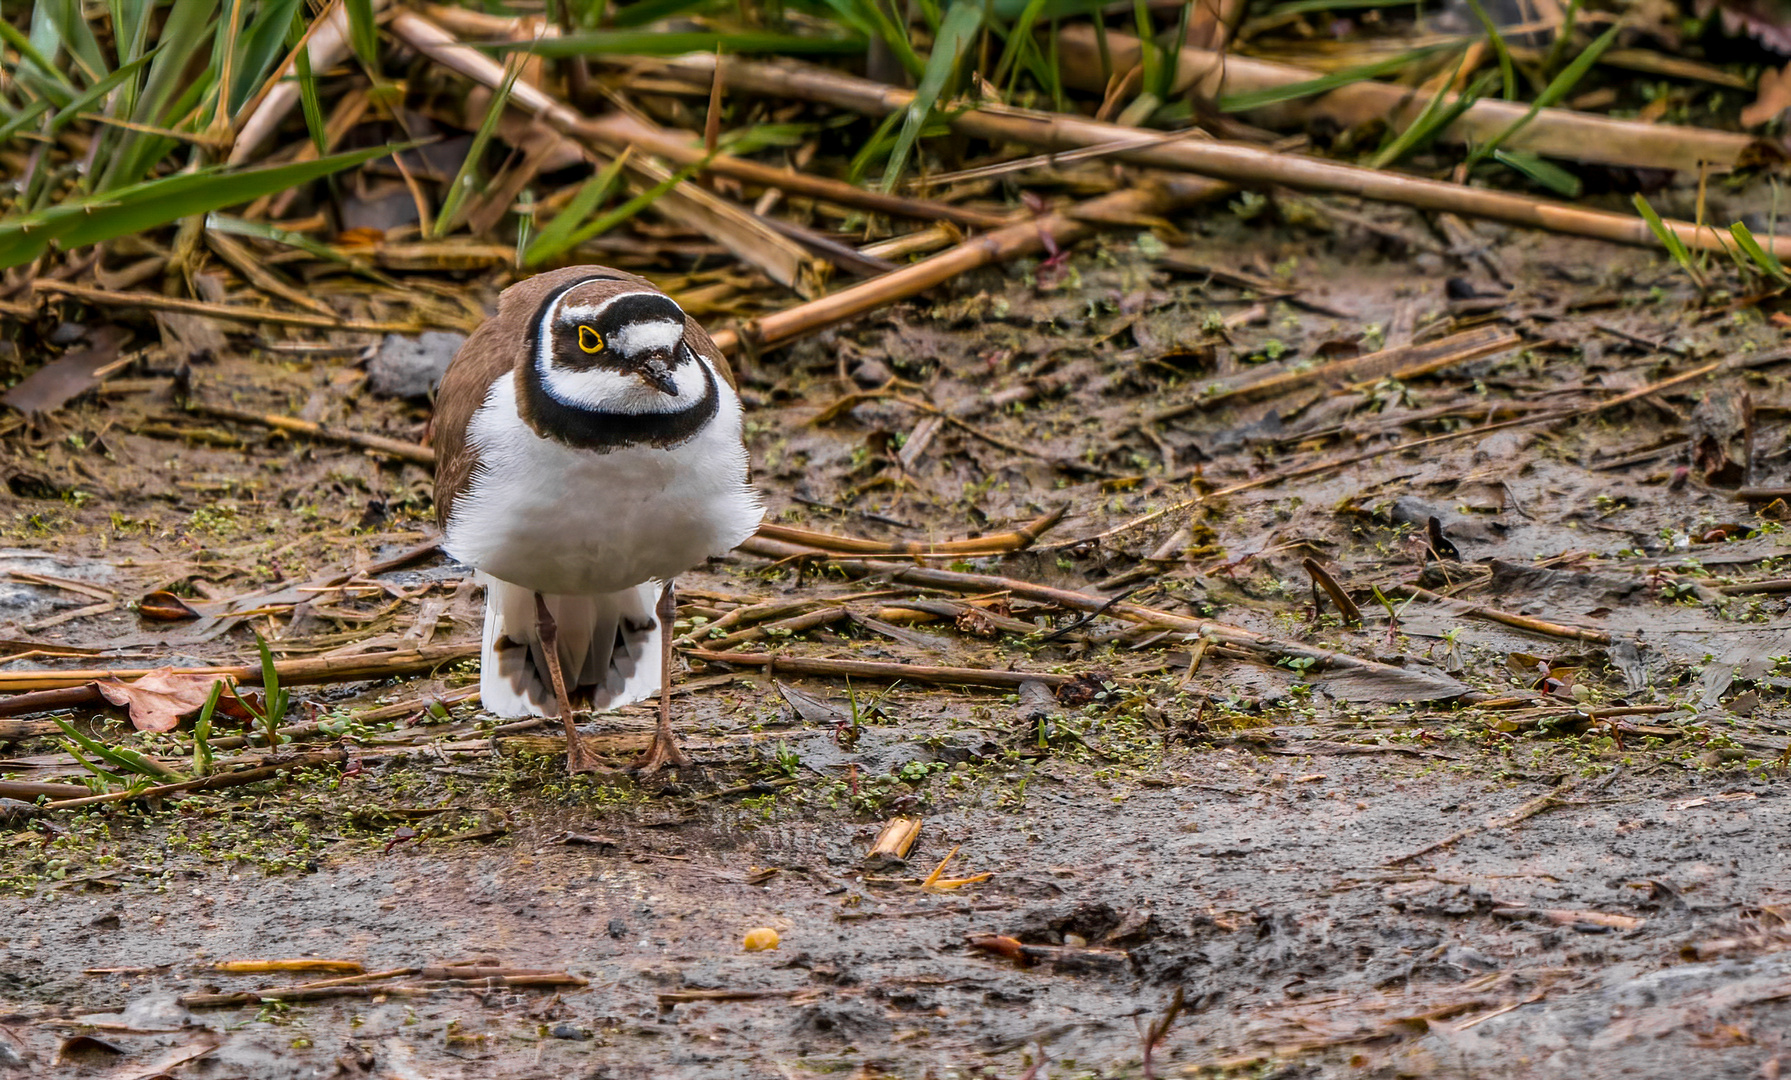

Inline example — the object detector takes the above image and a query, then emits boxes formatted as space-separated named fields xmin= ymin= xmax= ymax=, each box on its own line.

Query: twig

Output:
xmin=703 ymin=172 xmax=1230 ymax=355
xmin=1385 ymin=777 xmax=1576 ymax=866
xmin=0 ymin=643 xmax=477 ymax=697
xmin=386 ymin=10 xmax=823 ymax=296
xmin=1052 ymin=357 xmax=1725 ymax=550
xmin=42 ymin=749 xmax=351 ymax=811
xmin=682 ymin=650 xmax=1071 ymax=689
xmin=737 ymin=537 xmax=1469 ymax=696
xmin=187 ymin=402 xmax=434 ymax=465
xmin=32 ymin=281 xmax=426 ymax=333
xmin=652 ymin=55 xmax=1791 ymax=260
xmin=1162 ymin=326 xmax=1521 ymax=417
xmin=1388 ymin=584 xmax=1610 ymax=644
xmin=1058 ymin=26 xmax=1760 ymax=174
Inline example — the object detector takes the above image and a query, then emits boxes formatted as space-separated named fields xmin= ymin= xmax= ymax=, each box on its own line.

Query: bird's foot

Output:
xmin=628 ymin=727 xmax=691 ymax=776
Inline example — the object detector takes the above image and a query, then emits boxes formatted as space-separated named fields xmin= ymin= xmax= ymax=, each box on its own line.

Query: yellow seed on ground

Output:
xmin=743 ymin=927 xmax=780 ymax=952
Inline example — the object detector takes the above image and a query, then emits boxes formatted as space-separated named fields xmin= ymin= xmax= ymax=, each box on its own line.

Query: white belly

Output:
xmin=442 ymin=375 xmax=762 ymax=596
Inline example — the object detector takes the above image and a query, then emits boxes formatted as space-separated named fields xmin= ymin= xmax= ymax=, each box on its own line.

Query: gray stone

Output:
xmin=368 ymin=332 xmax=466 ymax=400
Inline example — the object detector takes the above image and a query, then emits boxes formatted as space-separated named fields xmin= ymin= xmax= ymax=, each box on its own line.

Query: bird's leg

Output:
xmin=536 ymin=592 xmax=599 ymax=774
xmin=631 ymin=580 xmax=691 ymax=775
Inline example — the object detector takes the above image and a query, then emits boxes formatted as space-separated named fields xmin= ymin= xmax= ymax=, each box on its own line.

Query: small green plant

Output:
xmin=232 ymin=633 xmax=291 ymax=747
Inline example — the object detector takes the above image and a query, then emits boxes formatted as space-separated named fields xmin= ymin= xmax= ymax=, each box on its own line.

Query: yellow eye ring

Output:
xmin=577 ymin=325 xmax=604 ymax=354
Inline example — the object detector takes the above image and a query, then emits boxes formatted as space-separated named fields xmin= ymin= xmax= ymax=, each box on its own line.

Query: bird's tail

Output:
xmin=476 ymin=572 xmax=663 ymax=719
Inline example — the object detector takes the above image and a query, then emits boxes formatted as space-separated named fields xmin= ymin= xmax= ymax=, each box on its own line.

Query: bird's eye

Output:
xmin=576 ymin=325 xmax=604 ymax=353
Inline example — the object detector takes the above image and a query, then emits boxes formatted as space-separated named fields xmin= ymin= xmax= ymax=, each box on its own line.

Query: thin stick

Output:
xmin=1389 ymin=584 xmax=1611 ymax=644
xmin=0 ymin=643 xmax=477 ymax=694
xmin=42 ymin=749 xmax=350 ymax=810
xmin=651 ymin=55 xmax=1791 ymax=260
xmin=1057 ymin=26 xmax=1758 ymax=175
xmin=1054 ymin=358 xmax=1725 ymax=550
xmin=737 ymin=537 xmax=1481 ymax=696
xmin=188 ymin=402 xmax=434 ymax=464
xmin=710 ymin=174 xmax=1231 ymax=355
xmin=682 ymin=650 xmax=1072 ymax=689
xmin=1384 ymin=777 xmax=1576 ymax=866
xmin=33 ymin=281 xmax=426 ymax=333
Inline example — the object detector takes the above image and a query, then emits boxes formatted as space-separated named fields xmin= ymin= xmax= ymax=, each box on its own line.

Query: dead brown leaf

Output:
xmin=92 ymin=668 xmax=237 ymax=732
xmin=1743 ymin=62 xmax=1791 ymax=127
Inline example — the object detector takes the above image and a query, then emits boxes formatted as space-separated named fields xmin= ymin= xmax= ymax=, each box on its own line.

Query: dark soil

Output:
xmin=1 ymin=191 xmax=1789 ymax=1077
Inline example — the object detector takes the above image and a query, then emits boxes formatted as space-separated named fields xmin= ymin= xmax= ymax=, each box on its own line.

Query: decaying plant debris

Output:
xmin=3 ymin=0 xmax=1791 ymax=1073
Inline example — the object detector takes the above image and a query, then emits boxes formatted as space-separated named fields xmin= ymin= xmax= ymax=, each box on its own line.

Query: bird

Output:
xmin=430 ymin=266 xmax=762 ymax=774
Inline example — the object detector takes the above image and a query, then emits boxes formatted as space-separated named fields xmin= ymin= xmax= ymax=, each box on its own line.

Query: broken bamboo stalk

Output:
xmin=649 ymin=54 xmax=1791 ymax=260
xmin=708 ymin=173 xmax=1233 ymax=354
xmin=387 ymin=9 xmax=823 ymax=297
xmin=1055 ymin=26 xmax=1762 ymax=174
xmin=868 ymin=817 xmax=923 ymax=860
xmin=0 ymin=643 xmax=477 ymax=694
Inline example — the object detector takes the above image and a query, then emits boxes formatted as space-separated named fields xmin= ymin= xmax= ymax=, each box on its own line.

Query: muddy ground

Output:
xmin=1 ymin=189 xmax=1790 ymax=1078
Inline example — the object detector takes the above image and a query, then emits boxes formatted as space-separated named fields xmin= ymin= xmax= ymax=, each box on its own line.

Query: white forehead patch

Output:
xmin=604 ymin=319 xmax=684 ymax=358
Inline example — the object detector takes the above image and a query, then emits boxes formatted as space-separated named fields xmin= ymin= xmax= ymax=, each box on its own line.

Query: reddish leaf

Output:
xmin=92 ymin=668 xmax=236 ymax=733
xmin=138 ymin=590 xmax=201 ymax=621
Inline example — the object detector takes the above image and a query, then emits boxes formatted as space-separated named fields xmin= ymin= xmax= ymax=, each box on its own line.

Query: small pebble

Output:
xmin=743 ymin=927 xmax=780 ymax=952
xmin=1063 ymin=933 xmax=1088 ymax=948
xmin=549 ymin=1023 xmax=590 ymax=1041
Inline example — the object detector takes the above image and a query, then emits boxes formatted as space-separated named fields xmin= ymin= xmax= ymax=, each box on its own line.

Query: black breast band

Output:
xmin=519 ymin=277 xmax=721 ymax=452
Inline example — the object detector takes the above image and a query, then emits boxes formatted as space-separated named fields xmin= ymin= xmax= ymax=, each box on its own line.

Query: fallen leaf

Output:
xmin=137 ymin=590 xmax=202 ymax=621
xmin=92 ymin=668 xmax=236 ymax=732
xmin=1744 ymin=63 xmax=1791 ymax=127
xmin=0 ymin=326 xmax=131 ymax=416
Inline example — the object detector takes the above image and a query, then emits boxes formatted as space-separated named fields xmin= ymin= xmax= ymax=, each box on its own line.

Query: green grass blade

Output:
xmin=0 ymin=100 xmax=53 ymax=146
xmin=523 ymin=151 xmax=636 ymax=265
xmin=232 ymin=0 xmax=304 ymax=117
xmin=54 ymin=717 xmax=188 ymax=782
xmin=608 ymin=0 xmax=721 ymax=27
xmin=1219 ymin=42 xmax=1457 ymax=111
xmin=345 ymin=0 xmax=380 ymax=70
xmin=192 ymin=680 xmax=220 ymax=776
xmin=0 ymin=18 xmax=75 ymax=98
xmin=206 ymin=212 xmax=398 ymax=284
xmin=47 ymin=48 xmax=162 ymax=134
xmin=1492 ymin=149 xmax=1581 ymax=197
xmin=992 ymin=0 xmax=1049 ymax=90
xmin=1460 ymin=0 xmax=1516 ymax=99
xmin=100 ymin=0 xmax=217 ymax=190
xmin=1370 ymin=58 xmax=1481 ymax=168
xmin=846 ymin=108 xmax=904 ymax=185
xmin=881 ymin=0 xmax=981 ymax=192
xmin=1632 ymin=194 xmax=1694 ymax=271
xmin=513 ymin=29 xmax=866 ymax=57
xmin=435 ymin=52 xmax=525 ymax=238
xmin=1131 ymin=0 xmax=1159 ymax=98
xmin=1730 ymin=221 xmax=1791 ymax=283
xmin=290 ymin=4 xmax=327 ymax=154
xmin=1465 ymin=20 xmax=1621 ymax=169
xmin=43 ymin=0 xmax=110 ymax=84
xmin=254 ymin=632 xmax=287 ymax=727
xmin=0 ymin=143 xmax=404 ymax=269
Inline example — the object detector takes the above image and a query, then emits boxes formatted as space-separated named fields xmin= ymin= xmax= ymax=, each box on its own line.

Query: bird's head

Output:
xmin=539 ymin=286 xmax=699 ymax=410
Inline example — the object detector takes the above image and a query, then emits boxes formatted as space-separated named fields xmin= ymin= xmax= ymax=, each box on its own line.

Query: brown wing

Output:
xmin=433 ymin=267 xmax=638 ymax=528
